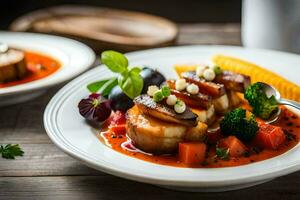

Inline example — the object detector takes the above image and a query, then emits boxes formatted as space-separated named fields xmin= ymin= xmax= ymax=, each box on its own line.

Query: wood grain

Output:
xmin=1 ymin=24 xmax=297 ymax=199
xmin=0 ymin=174 xmax=300 ymax=200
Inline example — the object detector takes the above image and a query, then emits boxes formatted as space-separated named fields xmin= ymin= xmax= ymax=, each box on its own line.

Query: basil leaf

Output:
xmin=129 ymin=67 xmax=141 ymax=75
xmin=87 ymin=79 xmax=112 ymax=93
xmin=101 ymin=50 xmax=128 ymax=73
xmin=99 ymin=78 xmax=118 ymax=97
xmin=118 ymin=67 xmax=143 ymax=99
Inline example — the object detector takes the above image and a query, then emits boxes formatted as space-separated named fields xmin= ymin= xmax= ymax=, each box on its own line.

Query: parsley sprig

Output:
xmin=216 ymin=147 xmax=229 ymax=160
xmin=0 ymin=144 xmax=24 ymax=159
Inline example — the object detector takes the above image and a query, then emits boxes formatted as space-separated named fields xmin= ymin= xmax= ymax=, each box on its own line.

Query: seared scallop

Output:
xmin=126 ymin=106 xmax=187 ymax=154
xmin=0 ymin=48 xmax=27 ymax=83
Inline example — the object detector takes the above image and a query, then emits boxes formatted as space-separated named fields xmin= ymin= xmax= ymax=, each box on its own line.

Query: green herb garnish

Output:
xmin=161 ymin=86 xmax=171 ymax=97
xmin=0 ymin=144 xmax=24 ymax=159
xmin=87 ymin=78 xmax=118 ymax=97
xmin=153 ymin=90 xmax=164 ymax=102
xmin=216 ymin=147 xmax=229 ymax=160
xmin=101 ymin=51 xmax=143 ymax=99
xmin=213 ymin=65 xmax=222 ymax=75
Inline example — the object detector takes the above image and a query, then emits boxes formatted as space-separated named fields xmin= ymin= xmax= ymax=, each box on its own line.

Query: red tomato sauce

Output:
xmin=99 ymin=106 xmax=300 ymax=168
xmin=0 ymin=51 xmax=61 ymax=88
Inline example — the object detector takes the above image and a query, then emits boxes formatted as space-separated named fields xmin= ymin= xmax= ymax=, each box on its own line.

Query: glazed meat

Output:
xmin=126 ymin=106 xmax=187 ymax=154
xmin=165 ymin=80 xmax=212 ymax=109
xmin=214 ymin=71 xmax=251 ymax=93
xmin=0 ymin=48 xmax=27 ymax=83
xmin=134 ymin=94 xmax=198 ymax=127
xmin=181 ymin=71 xmax=226 ymax=97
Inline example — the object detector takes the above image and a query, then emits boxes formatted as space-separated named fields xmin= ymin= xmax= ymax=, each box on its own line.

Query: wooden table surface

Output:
xmin=0 ymin=23 xmax=299 ymax=200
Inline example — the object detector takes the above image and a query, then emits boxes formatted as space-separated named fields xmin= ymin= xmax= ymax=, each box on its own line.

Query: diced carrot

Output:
xmin=254 ymin=124 xmax=285 ymax=150
xmin=109 ymin=124 xmax=126 ymax=135
xmin=179 ymin=142 xmax=206 ymax=165
xmin=218 ymin=136 xmax=247 ymax=157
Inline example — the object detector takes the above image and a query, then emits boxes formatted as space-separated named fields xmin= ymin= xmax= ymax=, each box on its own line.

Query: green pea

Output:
xmin=213 ymin=65 xmax=222 ymax=75
xmin=153 ymin=90 xmax=164 ymax=102
xmin=161 ymin=86 xmax=171 ymax=97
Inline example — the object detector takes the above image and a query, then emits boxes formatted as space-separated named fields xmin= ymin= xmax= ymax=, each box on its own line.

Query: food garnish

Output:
xmin=78 ymin=52 xmax=300 ymax=168
xmin=0 ymin=144 xmax=24 ymax=159
xmin=78 ymin=93 xmax=111 ymax=122
xmin=220 ymin=108 xmax=259 ymax=142
xmin=245 ymin=82 xmax=279 ymax=120
xmin=87 ymin=78 xmax=118 ymax=96
xmin=213 ymin=65 xmax=222 ymax=75
xmin=215 ymin=147 xmax=229 ymax=160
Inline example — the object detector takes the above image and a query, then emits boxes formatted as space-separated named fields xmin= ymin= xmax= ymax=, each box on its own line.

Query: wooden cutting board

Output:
xmin=10 ymin=5 xmax=178 ymax=52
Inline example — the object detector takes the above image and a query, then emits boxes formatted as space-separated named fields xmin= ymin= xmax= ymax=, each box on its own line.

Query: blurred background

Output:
xmin=2 ymin=0 xmax=299 ymax=53
xmin=0 ymin=0 xmax=241 ymax=29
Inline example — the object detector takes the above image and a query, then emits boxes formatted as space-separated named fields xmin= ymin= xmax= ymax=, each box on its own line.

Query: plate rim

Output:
xmin=44 ymin=45 xmax=300 ymax=187
xmin=0 ymin=31 xmax=96 ymax=96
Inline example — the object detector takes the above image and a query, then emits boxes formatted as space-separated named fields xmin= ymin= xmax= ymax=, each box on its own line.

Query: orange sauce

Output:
xmin=99 ymin=107 xmax=300 ymax=168
xmin=0 ymin=51 xmax=61 ymax=88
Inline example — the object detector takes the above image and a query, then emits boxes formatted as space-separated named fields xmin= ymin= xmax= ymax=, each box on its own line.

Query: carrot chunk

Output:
xmin=218 ymin=136 xmax=247 ymax=157
xmin=179 ymin=142 xmax=206 ymax=165
xmin=254 ymin=124 xmax=285 ymax=150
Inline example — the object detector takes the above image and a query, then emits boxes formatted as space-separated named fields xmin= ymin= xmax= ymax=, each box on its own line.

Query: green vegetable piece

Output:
xmin=98 ymin=78 xmax=118 ymax=97
xmin=87 ymin=78 xmax=118 ymax=96
xmin=216 ymin=147 xmax=229 ymax=160
xmin=87 ymin=79 xmax=111 ymax=93
xmin=161 ymin=86 xmax=171 ymax=97
xmin=213 ymin=65 xmax=222 ymax=75
xmin=244 ymin=82 xmax=279 ymax=119
xmin=153 ymin=90 xmax=164 ymax=102
xmin=220 ymin=108 xmax=259 ymax=142
xmin=101 ymin=50 xmax=128 ymax=73
xmin=0 ymin=144 xmax=24 ymax=159
xmin=118 ymin=67 xmax=144 ymax=99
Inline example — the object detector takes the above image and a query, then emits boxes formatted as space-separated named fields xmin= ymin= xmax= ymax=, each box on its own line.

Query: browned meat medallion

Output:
xmin=214 ymin=71 xmax=251 ymax=93
xmin=181 ymin=71 xmax=226 ymax=97
xmin=134 ymin=94 xmax=198 ymax=127
xmin=0 ymin=48 xmax=28 ymax=83
xmin=165 ymin=80 xmax=212 ymax=109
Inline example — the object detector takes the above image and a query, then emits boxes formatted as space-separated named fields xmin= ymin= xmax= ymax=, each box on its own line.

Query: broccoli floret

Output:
xmin=220 ymin=108 xmax=259 ymax=142
xmin=244 ymin=82 xmax=279 ymax=120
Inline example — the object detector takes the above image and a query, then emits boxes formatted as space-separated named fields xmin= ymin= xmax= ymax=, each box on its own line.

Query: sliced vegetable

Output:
xmin=253 ymin=124 xmax=285 ymax=150
xmin=218 ymin=136 xmax=247 ymax=157
xmin=179 ymin=142 xmax=207 ymax=165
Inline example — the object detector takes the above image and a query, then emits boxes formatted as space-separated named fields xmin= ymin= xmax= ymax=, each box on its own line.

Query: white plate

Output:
xmin=44 ymin=45 xmax=300 ymax=192
xmin=0 ymin=31 xmax=95 ymax=106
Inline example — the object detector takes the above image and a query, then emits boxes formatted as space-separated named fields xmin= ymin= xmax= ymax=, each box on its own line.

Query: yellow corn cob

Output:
xmin=174 ymin=55 xmax=300 ymax=102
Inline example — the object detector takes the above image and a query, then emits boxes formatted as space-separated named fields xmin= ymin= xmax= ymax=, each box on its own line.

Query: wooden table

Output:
xmin=0 ymin=23 xmax=299 ymax=200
